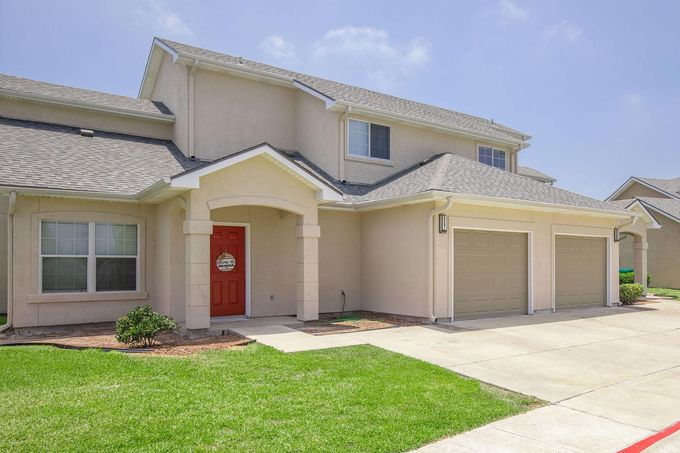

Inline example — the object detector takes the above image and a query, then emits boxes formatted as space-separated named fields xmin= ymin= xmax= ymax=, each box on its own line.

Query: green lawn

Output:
xmin=0 ymin=314 xmax=5 ymax=325
xmin=0 ymin=344 xmax=538 ymax=452
xmin=649 ymin=287 xmax=680 ymax=299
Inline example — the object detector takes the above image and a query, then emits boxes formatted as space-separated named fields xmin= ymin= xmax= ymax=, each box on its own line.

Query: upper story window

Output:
xmin=478 ymin=145 xmax=507 ymax=170
xmin=348 ymin=119 xmax=390 ymax=160
xmin=40 ymin=220 xmax=138 ymax=293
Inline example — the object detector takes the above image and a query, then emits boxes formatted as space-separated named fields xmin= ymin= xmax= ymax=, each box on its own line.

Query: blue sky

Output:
xmin=1 ymin=0 xmax=679 ymax=199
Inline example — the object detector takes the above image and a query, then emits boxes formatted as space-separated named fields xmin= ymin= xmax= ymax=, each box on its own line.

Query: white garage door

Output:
xmin=454 ymin=229 xmax=528 ymax=319
xmin=555 ymin=236 xmax=607 ymax=309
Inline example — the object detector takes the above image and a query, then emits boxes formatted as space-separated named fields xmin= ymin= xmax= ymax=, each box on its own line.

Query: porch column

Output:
xmin=633 ymin=235 xmax=648 ymax=296
xmin=184 ymin=219 xmax=213 ymax=329
xmin=296 ymin=222 xmax=320 ymax=321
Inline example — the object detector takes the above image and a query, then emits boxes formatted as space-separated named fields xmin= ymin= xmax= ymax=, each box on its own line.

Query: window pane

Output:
xmin=370 ymin=124 xmax=390 ymax=159
xmin=493 ymin=149 xmax=506 ymax=169
xmin=42 ymin=257 xmax=87 ymax=293
xmin=96 ymin=258 xmax=137 ymax=292
xmin=348 ymin=119 xmax=369 ymax=156
xmin=42 ymin=221 xmax=88 ymax=256
xmin=95 ymin=223 xmax=137 ymax=256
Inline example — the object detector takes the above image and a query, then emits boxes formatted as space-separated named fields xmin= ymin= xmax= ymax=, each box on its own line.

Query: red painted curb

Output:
xmin=618 ymin=420 xmax=680 ymax=453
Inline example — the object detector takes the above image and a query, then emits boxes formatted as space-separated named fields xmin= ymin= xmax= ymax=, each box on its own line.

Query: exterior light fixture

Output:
xmin=438 ymin=213 xmax=448 ymax=234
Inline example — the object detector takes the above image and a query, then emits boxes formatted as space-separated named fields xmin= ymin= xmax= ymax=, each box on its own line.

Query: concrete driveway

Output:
xmin=227 ymin=300 xmax=680 ymax=452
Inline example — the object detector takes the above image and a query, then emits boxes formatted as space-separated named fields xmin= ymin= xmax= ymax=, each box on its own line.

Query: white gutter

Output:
xmin=427 ymin=196 xmax=453 ymax=322
xmin=0 ymin=185 xmax=137 ymax=202
xmin=0 ymin=89 xmax=175 ymax=123
xmin=1 ymin=192 xmax=16 ymax=332
xmin=350 ymin=190 xmax=634 ymax=219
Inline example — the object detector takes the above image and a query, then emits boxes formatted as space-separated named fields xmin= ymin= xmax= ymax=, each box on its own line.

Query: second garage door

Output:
xmin=555 ymin=235 xmax=607 ymax=309
xmin=454 ymin=229 xmax=528 ymax=319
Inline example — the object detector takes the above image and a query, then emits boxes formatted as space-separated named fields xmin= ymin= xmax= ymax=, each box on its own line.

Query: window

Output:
xmin=348 ymin=119 xmax=390 ymax=160
xmin=478 ymin=146 xmax=507 ymax=170
xmin=40 ymin=221 xmax=138 ymax=293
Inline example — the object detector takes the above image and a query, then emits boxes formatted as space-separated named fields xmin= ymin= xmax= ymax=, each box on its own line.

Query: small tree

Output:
xmin=115 ymin=305 xmax=177 ymax=348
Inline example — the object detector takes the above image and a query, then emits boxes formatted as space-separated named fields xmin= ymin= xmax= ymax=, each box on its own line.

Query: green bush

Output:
xmin=619 ymin=271 xmax=634 ymax=284
xmin=619 ymin=272 xmax=652 ymax=286
xmin=620 ymin=283 xmax=644 ymax=305
xmin=115 ymin=305 xmax=177 ymax=348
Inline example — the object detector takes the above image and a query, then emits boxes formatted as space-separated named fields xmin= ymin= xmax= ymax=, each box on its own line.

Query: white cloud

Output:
xmin=622 ymin=92 xmax=643 ymax=106
xmin=134 ymin=0 xmax=193 ymax=37
xmin=311 ymin=26 xmax=430 ymax=68
xmin=259 ymin=35 xmax=296 ymax=60
xmin=544 ymin=21 xmax=583 ymax=43
xmin=498 ymin=0 xmax=529 ymax=23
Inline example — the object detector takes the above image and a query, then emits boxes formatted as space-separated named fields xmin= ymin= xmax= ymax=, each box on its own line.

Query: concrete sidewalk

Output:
xmin=226 ymin=301 xmax=680 ymax=452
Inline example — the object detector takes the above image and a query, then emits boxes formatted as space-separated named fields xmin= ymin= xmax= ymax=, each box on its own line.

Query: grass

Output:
xmin=0 ymin=344 xmax=538 ymax=452
xmin=649 ymin=287 xmax=680 ymax=299
xmin=0 ymin=314 xmax=5 ymax=325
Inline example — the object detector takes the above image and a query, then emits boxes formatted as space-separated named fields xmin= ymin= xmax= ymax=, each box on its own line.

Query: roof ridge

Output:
xmin=428 ymin=153 xmax=453 ymax=189
xmin=155 ymin=38 xmax=529 ymax=141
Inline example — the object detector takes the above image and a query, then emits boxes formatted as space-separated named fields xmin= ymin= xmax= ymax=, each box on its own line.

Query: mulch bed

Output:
xmin=0 ymin=327 xmax=251 ymax=356
xmin=292 ymin=312 xmax=423 ymax=336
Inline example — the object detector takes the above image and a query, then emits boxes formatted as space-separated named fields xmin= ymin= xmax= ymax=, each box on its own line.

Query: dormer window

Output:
xmin=478 ymin=145 xmax=507 ymax=170
xmin=348 ymin=119 xmax=390 ymax=160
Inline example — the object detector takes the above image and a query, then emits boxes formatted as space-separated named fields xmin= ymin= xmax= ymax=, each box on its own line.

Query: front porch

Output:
xmin=154 ymin=144 xmax=343 ymax=330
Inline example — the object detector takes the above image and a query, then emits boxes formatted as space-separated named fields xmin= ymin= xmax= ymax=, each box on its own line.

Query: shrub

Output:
xmin=619 ymin=271 xmax=634 ymax=284
xmin=619 ymin=272 xmax=652 ymax=286
xmin=620 ymin=283 xmax=644 ymax=305
xmin=115 ymin=305 xmax=177 ymax=348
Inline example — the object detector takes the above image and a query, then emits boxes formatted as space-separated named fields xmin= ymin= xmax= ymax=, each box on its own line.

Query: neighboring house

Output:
xmin=608 ymin=177 xmax=680 ymax=288
xmin=0 ymin=38 xmax=654 ymax=328
xmin=517 ymin=166 xmax=556 ymax=185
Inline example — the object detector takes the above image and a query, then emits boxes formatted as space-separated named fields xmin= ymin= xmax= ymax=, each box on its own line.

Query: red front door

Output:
xmin=210 ymin=225 xmax=246 ymax=317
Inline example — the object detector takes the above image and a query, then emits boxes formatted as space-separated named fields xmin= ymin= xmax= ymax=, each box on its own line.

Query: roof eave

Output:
xmin=0 ymin=184 xmax=139 ymax=202
xmin=346 ymin=189 xmax=633 ymax=218
xmin=0 ymin=88 xmax=175 ymax=123
xmin=607 ymin=176 xmax=679 ymax=201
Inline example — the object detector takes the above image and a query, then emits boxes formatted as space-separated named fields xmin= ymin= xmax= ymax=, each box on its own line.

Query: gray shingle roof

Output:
xmin=635 ymin=177 xmax=680 ymax=198
xmin=345 ymin=153 xmax=624 ymax=212
xmin=0 ymin=117 xmax=199 ymax=196
xmin=156 ymin=38 xmax=528 ymax=143
xmin=517 ymin=165 xmax=556 ymax=183
xmin=637 ymin=197 xmax=680 ymax=222
xmin=0 ymin=73 xmax=173 ymax=117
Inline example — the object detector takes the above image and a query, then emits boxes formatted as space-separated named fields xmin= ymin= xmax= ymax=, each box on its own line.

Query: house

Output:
xmin=607 ymin=177 xmax=680 ymax=289
xmin=0 ymin=38 xmax=657 ymax=329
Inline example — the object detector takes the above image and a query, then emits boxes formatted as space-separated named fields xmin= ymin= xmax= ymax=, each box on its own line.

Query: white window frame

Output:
xmin=39 ymin=221 xmax=140 ymax=294
xmin=477 ymin=145 xmax=508 ymax=170
xmin=347 ymin=118 xmax=391 ymax=161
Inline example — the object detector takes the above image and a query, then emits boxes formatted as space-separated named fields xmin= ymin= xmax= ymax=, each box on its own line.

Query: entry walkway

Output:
xmin=224 ymin=300 xmax=680 ymax=452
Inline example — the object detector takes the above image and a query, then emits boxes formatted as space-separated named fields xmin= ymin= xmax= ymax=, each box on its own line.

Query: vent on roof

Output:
xmin=238 ymin=56 xmax=244 ymax=65
xmin=79 ymin=128 xmax=95 ymax=137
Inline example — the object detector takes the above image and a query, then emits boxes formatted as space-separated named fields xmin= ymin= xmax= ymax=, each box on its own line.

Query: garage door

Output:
xmin=555 ymin=236 xmax=606 ymax=309
xmin=454 ymin=230 xmax=528 ymax=319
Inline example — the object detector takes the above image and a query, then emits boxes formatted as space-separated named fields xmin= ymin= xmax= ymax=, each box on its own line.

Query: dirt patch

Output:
xmin=292 ymin=312 xmax=423 ymax=335
xmin=0 ymin=326 xmax=251 ymax=356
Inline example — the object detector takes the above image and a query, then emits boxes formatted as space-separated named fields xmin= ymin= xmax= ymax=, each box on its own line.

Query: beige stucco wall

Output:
xmin=10 ymin=196 xmax=156 ymax=327
xmin=150 ymin=52 xmax=190 ymax=153
xmin=0 ymin=97 xmax=173 ymax=140
xmin=318 ymin=209 xmax=361 ymax=313
xmin=154 ymin=197 xmax=186 ymax=321
xmin=616 ymin=182 xmax=670 ymax=200
xmin=192 ymin=70 xmax=297 ymax=160
xmin=360 ymin=203 xmax=432 ymax=317
xmin=646 ymin=212 xmax=680 ymax=288
xmin=619 ymin=234 xmax=634 ymax=269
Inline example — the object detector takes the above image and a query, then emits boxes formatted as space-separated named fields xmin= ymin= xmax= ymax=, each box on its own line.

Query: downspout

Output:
xmin=188 ymin=59 xmax=199 ymax=159
xmin=338 ymin=105 xmax=350 ymax=182
xmin=0 ymin=192 xmax=16 ymax=332
xmin=427 ymin=196 xmax=453 ymax=322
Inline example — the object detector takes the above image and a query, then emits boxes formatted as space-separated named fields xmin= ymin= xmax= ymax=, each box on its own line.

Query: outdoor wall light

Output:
xmin=438 ymin=213 xmax=448 ymax=234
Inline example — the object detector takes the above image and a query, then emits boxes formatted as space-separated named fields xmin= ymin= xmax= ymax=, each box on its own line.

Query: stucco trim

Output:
xmin=170 ymin=143 xmax=343 ymax=202
xmin=208 ymin=196 xmax=307 ymax=216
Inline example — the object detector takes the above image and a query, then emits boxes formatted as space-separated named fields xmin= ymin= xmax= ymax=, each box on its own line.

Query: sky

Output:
xmin=1 ymin=0 xmax=679 ymax=199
